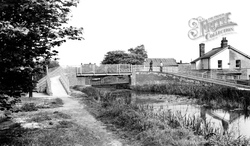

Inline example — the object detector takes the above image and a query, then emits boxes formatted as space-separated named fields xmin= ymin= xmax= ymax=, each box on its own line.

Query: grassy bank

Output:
xmin=0 ymin=111 xmax=102 ymax=146
xmin=72 ymin=86 xmax=250 ymax=146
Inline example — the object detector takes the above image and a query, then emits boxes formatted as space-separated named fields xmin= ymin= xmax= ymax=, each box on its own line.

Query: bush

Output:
xmin=28 ymin=113 xmax=52 ymax=122
xmin=0 ymin=94 xmax=20 ymax=112
xmin=51 ymin=98 xmax=63 ymax=105
xmin=81 ymin=87 xmax=101 ymax=101
xmin=21 ymin=103 xmax=38 ymax=112
xmin=57 ymin=120 xmax=74 ymax=128
xmin=53 ymin=111 xmax=71 ymax=119
xmin=71 ymin=85 xmax=85 ymax=91
xmin=101 ymin=90 xmax=132 ymax=104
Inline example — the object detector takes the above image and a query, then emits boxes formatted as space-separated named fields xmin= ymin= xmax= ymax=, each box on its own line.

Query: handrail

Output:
xmin=170 ymin=72 xmax=250 ymax=89
xmin=76 ymin=64 xmax=178 ymax=74
xmin=59 ymin=71 xmax=70 ymax=94
xmin=36 ymin=66 xmax=70 ymax=95
xmin=37 ymin=66 xmax=61 ymax=87
xmin=177 ymin=70 xmax=240 ymax=84
xmin=77 ymin=64 xmax=132 ymax=75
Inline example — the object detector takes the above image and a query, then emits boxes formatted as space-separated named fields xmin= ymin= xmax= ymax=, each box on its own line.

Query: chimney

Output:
xmin=221 ymin=37 xmax=228 ymax=48
xmin=199 ymin=43 xmax=205 ymax=57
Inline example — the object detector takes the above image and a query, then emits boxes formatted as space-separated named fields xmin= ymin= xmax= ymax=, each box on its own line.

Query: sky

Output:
xmin=56 ymin=0 xmax=250 ymax=66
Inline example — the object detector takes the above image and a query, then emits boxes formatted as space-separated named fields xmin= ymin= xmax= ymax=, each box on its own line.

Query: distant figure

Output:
xmin=149 ymin=60 xmax=153 ymax=71
xmin=160 ymin=61 xmax=163 ymax=72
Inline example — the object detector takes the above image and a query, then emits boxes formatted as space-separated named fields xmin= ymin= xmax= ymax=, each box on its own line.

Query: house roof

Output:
xmin=191 ymin=45 xmax=250 ymax=63
xmin=144 ymin=58 xmax=177 ymax=66
xmin=191 ymin=47 xmax=225 ymax=63
xmin=229 ymin=45 xmax=250 ymax=60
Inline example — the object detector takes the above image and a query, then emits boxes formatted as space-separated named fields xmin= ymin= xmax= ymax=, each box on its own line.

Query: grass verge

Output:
xmin=0 ymin=110 xmax=105 ymax=146
xmin=0 ymin=122 xmax=103 ymax=146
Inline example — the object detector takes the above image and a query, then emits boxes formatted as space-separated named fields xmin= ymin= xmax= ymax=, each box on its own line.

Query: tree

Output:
xmin=128 ymin=45 xmax=148 ymax=59
xmin=102 ymin=45 xmax=148 ymax=65
xmin=0 ymin=0 xmax=83 ymax=111
xmin=126 ymin=53 xmax=145 ymax=65
xmin=102 ymin=50 xmax=128 ymax=64
xmin=47 ymin=59 xmax=60 ymax=69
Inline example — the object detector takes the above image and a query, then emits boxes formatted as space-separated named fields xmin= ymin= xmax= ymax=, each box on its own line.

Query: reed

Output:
xmin=97 ymin=101 xmax=250 ymax=146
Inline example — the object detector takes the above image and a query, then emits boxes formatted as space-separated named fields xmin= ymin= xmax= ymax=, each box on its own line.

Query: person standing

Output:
xmin=149 ymin=60 xmax=153 ymax=71
xmin=160 ymin=61 xmax=163 ymax=72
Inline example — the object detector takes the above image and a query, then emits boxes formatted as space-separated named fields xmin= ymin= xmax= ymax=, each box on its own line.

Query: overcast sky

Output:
xmin=56 ymin=0 xmax=250 ymax=66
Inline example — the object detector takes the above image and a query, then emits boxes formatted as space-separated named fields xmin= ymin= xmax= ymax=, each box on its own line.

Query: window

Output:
xmin=218 ymin=60 xmax=222 ymax=69
xmin=236 ymin=60 xmax=241 ymax=68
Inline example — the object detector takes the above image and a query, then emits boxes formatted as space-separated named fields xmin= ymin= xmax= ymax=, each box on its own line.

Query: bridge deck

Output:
xmin=76 ymin=72 xmax=132 ymax=77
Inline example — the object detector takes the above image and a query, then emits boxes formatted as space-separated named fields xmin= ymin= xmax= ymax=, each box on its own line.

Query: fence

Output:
xmin=77 ymin=64 xmax=132 ymax=75
xmin=58 ymin=68 xmax=70 ymax=94
xmin=175 ymin=70 xmax=250 ymax=88
xmin=177 ymin=70 xmax=240 ymax=83
xmin=132 ymin=65 xmax=178 ymax=73
xmin=77 ymin=64 xmax=179 ymax=75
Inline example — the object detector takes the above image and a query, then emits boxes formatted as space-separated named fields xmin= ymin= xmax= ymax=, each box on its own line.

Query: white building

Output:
xmin=191 ymin=37 xmax=250 ymax=80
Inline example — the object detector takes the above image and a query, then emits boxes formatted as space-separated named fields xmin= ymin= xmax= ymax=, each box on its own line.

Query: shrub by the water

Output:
xmin=72 ymin=85 xmax=132 ymax=104
xmin=80 ymin=87 xmax=101 ymax=101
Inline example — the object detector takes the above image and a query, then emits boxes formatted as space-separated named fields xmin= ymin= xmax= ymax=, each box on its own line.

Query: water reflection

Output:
xmin=156 ymin=104 xmax=250 ymax=138
xmin=200 ymin=107 xmax=242 ymax=135
xmin=132 ymin=93 xmax=250 ymax=138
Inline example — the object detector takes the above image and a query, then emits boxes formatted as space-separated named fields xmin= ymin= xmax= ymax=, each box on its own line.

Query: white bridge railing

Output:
xmin=76 ymin=64 xmax=179 ymax=75
xmin=76 ymin=64 xmax=133 ymax=75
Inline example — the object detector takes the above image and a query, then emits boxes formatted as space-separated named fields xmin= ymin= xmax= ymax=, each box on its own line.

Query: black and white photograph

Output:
xmin=1 ymin=0 xmax=250 ymax=145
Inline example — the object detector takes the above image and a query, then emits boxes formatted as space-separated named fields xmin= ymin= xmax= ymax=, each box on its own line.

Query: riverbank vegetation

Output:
xmin=72 ymin=85 xmax=250 ymax=146
xmin=134 ymin=73 xmax=250 ymax=110
xmin=131 ymin=83 xmax=250 ymax=110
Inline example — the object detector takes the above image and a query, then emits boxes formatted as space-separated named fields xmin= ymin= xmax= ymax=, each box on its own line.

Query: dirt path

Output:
xmin=47 ymin=90 xmax=127 ymax=146
xmin=47 ymin=76 xmax=127 ymax=145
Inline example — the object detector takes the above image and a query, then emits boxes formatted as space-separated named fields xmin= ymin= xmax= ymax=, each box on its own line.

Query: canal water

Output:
xmin=132 ymin=93 xmax=250 ymax=138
